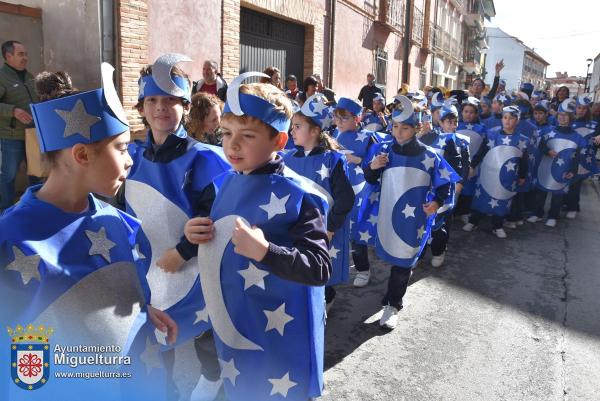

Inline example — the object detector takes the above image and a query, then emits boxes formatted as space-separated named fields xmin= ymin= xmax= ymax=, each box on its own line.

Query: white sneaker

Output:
xmin=545 ymin=219 xmax=557 ymax=227
xmin=503 ymin=221 xmax=517 ymax=229
xmin=460 ymin=214 xmax=470 ymax=224
xmin=527 ymin=215 xmax=540 ymax=223
xmin=565 ymin=211 xmax=577 ymax=219
xmin=325 ymin=298 xmax=335 ymax=314
xmin=379 ymin=305 xmax=399 ymax=330
xmin=493 ymin=228 xmax=507 ymax=239
xmin=431 ymin=253 xmax=445 ymax=267
xmin=190 ymin=376 xmax=222 ymax=401
xmin=517 ymin=220 xmax=524 ymax=225
xmin=462 ymin=222 xmax=476 ymax=232
xmin=353 ymin=271 xmax=371 ymax=287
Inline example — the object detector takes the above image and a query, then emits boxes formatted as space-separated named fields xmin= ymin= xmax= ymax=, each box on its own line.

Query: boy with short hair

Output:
xmin=183 ymin=73 xmax=331 ymax=401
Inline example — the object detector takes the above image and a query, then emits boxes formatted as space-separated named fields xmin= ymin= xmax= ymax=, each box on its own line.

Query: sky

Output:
xmin=484 ymin=0 xmax=600 ymax=78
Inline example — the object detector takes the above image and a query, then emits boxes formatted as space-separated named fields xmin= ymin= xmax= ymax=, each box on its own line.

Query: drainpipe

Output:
xmin=99 ymin=0 xmax=115 ymax=65
xmin=327 ymin=0 xmax=336 ymax=88
xmin=402 ymin=0 xmax=412 ymax=84
xmin=430 ymin=0 xmax=438 ymax=86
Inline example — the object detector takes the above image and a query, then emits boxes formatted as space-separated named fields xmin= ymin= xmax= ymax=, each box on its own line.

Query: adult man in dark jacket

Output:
xmin=358 ymin=73 xmax=382 ymax=110
xmin=192 ymin=60 xmax=227 ymax=102
xmin=0 ymin=40 xmax=39 ymax=211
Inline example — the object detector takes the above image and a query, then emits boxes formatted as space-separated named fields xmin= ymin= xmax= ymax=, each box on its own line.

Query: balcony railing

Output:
xmin=378 ymin=0 xmax=404 ymax=32
xmin=412 ymin=6 xmax=424 ymax=44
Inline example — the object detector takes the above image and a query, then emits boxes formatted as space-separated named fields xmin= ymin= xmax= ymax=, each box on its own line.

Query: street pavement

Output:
xmin=321 ymin=179 xmax=600 ymax=401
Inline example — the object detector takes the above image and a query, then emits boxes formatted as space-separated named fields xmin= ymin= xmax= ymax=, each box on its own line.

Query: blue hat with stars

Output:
xmin=299 ymin=93 xmax=334 ymax=130
xmin=335 ymin=97 xmax=363 ymax=116
xmin=138 ymin=53 xmax=192 ymax=102
xmin=534 ymin=99 xmax=550 ymax=112
xmin=494 ymin=93 xmax=512 ymax=106
xmin=440 ymin=104 xmax=459 ymax=120
xmin=558 ymin=99 xmax=576 ymax=114
xmin=30 ymin=63 xmax=129 ymax=153
xmin=223 ymin=71 xmax=292 ymax=133
xmin=391 ymin=95 xmax=417 ymax=126
xmin=575 ymin=94 xmax=592 ymax=107
xmin=502 ymin=105 xmax=521 ymax=118
xmin=372 ymin=93 xmax=385 ymax=104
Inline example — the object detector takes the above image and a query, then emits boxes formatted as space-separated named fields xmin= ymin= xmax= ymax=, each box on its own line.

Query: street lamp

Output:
xmin=584 ymin=58 xmax=593 ymax=93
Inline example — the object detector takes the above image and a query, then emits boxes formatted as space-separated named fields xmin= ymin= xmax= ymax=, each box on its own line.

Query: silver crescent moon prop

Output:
xmin=377 ymin=167 xmax=430 ymax=259
xmin=560 ymin=98 xmax=574 ymax=113
xmin=198 ymin=215 xmax=263 ymax=351
xmin=282 ymin=166 xmax=333 ymax=207
xmin=301 ymin=93 xmax=326 ymax=117
xmin=392 ymin=95 xmax=414 ymax=123
xmin=125 ymin=180 xmax=198 ymax=311
xmin=34 ymin=262 xmax=144 ymax=347
xmin=537 ymin=138 xmax=577 ymax=191
xmin=444 ymin=96 xmax=457 ymax=107
xmin=152 ymin=53 xmax=192 ymax=98
xmin=466 ymin=96 xmax=480 ymax=106
xmin=478 ymin=145 xmax=522 ymax=200
xmin=101 ymin=62 xmax=129 ymax=126
xmin=574 ymin=126 xmax=594 ymax=139
xmin=431 ymin=92 xmax=444 ymax=108
xmin=457 ymin=129 xmax=482 ymax=161
xmin=226 ymin=71 xmax=271 ymax=116
xmin=363 ymin=122 xmax=383 ymax=131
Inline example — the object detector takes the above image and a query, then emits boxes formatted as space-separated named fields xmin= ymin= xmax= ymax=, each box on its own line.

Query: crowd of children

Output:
xmin=1 ymin=54 xmax=599 ymax=401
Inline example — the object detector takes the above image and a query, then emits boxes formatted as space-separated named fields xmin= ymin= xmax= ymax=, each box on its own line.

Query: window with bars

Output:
xmin=375 ymin=47 xmax=388 ymax=88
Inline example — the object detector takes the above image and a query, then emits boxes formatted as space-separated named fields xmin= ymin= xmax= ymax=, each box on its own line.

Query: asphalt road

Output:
xmin=322 ymin=179 xmax=600 ymax=401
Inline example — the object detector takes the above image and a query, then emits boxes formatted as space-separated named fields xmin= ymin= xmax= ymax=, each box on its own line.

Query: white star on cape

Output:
xmin=329 ymin=245 xmax=340 ymax=259
xmin=501 ymin=136 xmax=511 ymax=145
xmin=435 ymin=137 xmax=446 ymax=148
xmin=489 ymin=198 xmax=499 ymax=208
xmin=547 ymin=132 xmax=556 ymax=138
xmin=355 ymin=131 xmax=369 ymax=142
xmin=140 ymin=337 xmax=162 ymax=374
xmin=55 ymin=99 xmax=101 ymax=140
xmin=487 ymin=139 xmax=495 ymax=148
xmin=268 ymin=372 xmax=298 ymax=397
xmin=519 ymin=140 xmax=527 ymax=150
xmin=421 ymin=154 xmax=435 ymax=170
xmin=368 ymin=191 xmax=379 ymax=203
xmin=417 ymin=225 xmax=426 ymax=239
xmin=220 ymin=358 xmax=240 ymax=385
xmin=556 ymin=158 xmax=565 ymax=166
xmin=439 ymin=168 xmax=452 ymax=181
xmin=504 ymin=160 xmax=516 ymax=172
xmin=259 ymin=193 xmax=290 ymax=220
xmin=402 ymin=204 xmax=416 ymax=218
xmin=86 ymin=227 xmax=116 ymax=263
xmin=193 ymin=307 xmax=209 ymax=325
xmin=316 ymin=164 xmax=329 ymax=181
xmin=475 ymin=188 xmax=481 ymax=198
xmin=264 ymin=303 xmax=294 ymax=336
xmin=237 ymin=263 xmax=269 ymax=290
xmin=367 ymin=214 xmax=378 ymax=225
xmin=354 ymin=165 xmax=364 ymax=175
xmin=311 ymin=100 xmax=328 ymax=114
xmin=359 ymin=230 xmax=372 ymax=242
xmin=6 ymin=246 xmax=41 ymax=285
xmin=466 ymin=123 xmax=474 ymax=130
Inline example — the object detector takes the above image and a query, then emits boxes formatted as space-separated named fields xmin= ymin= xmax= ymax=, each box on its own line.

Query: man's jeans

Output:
xmin=0 ymin=138 xmax=39 ymax=210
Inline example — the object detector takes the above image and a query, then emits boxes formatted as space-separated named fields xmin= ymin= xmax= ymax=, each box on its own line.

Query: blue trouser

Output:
xmin=535 ymin=189 xmax=564 ymax=219
xmin=565 ymin=180 xmax=582 ymax=212
xmin=0 ymin=139 xmax=39 ymax=210
xmin=352 ymin=242 xmax=370 ymax=272
xmin=382 ymin=266 xmax=412 ymax=310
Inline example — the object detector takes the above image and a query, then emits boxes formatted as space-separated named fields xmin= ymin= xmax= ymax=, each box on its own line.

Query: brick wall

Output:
xmin=116 ymin=0 xmax=149 ymax=135
xmin=221 ymin=0 xmax=241 ymax=82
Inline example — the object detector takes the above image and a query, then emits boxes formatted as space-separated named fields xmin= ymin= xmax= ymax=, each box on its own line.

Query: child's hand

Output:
xmin=518 ymin=178 xmax=526 ymax=186
xmin=157 ymin=248 xmax=185 ymax=273
xmin=563 ymin=172 xmax=574 ymax=180
xmin=147 ymin=305 xmax=178 ymax=345
xmin=455 ymin=182 xmax=463 ymax=195
xmin=593 ymin=136 xmax=600 ymax=146
xmin=231 ymin=218 xmax=269 ymax=262
xmin=548 ymin=150 xmax=558 ymax=158
xmin=468 ymin=167 xmax=476 ymax=179
xmin=346 ymin=154 xmax=362 ymax=165
xmin=370 ymin=153 xmax=389 ymax=170
xmin=184 ymin=217 xmax=214 ymax=244
xmin=326 ymin=231 xmax=334 ymax=242
xmin=423 ymin=201 xmax=440 ymax=216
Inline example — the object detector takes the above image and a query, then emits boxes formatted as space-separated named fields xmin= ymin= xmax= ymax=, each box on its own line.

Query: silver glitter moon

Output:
xmin=101 ymin=62 xmax=129 ymax=126
xmin=226 ymin=71 xmax=271 ymax=116
xmin=152 ymin=53 xmax=192 ymax=98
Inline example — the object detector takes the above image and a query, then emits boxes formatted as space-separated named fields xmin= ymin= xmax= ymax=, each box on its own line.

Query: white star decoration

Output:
xmin=547 ymin=132 xmax=556 ymax=138
xmin=311 ymin=100 xmax=328 ymax=115
xmin=475 ymin=188 xmax=481 ymax=198
xmin=6 ymin=246 xmax=41 ymax=285
xmin=86 ymin=227 xmax=116 ymax=263
xmin=140 ymin=337 xmax=162 ymax=374
xmin=133 ymin=243 xmax=146 ymax=261
xmin=193 ymin=307 xmax=209 ymax=325
xmin=264 ymin=303 xmax=294 ymax=336
xmin=489 ymin=198 xmax=499 ymax=208
xmin=55 ymin=99 xmax=102 ymax=140
xmin=329 ymin=245 xmax=340 ymax=259
xmin=367 ymin=214 xmax=378 ymax=225
xmin=316 ymin=164 xmax=329 ymax=181
xmin=237 ymin=263 xmax=269 ymax=290
xmin=220 ymin=358 xmax=241 ymax=386
xmin=435 ymin=137 xmax=446 ymax=148
xmin=501 ymin=136 xmax=511 ymax=145
xmin=368 ymin=191 xmax=379 ymax=203
xmin=504 ymin=160 xmax=516 ymax=172
xmin=402 ymin=204 xmax=416 ymax=218
xmin=466 ymin=124 xmax=474 ymax=130
xmin=357 ymin=197 xmax=363 ymax=207
xmin=354 ymin=165 xmax=364 ymax=176
xmin=359 ymin=230 xmax=372 ymax=242
xmin=417 ymin=225 xmax=426 ymax=239
xmin=138 ymin=79 xmax=147 ymax=97
xmin=556 ymin=158 xmax=565 ymax=166
xmin=355 ymin=131 xmax=369 ymax=142
xmin=259 ymin=193 xmax=290 ymax=220
xmin=268 ymin=372 xmax=297 ymax=397
xmin=421 ymin=154 xmax=435 ymax=171
xmin=487 ymin=139 xmax=495 ymax=148
xmin=519 ymin=140 xmax=527 ymax=150
xmin=439 ymin=168 xmax=452 ymax=181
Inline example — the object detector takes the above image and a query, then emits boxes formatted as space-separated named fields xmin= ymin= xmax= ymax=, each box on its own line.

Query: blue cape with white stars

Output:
xmin=0 ymin=186 xmax=166 ymax=401
xmin=534 ymin=128 xmax=588 ymax=194
xmin=197 ymin=171 xmax=327 ymax=401
xmin=471 ymin=131 xmax=530 ymax=216
xmin=355 ymin=142 xmax=460 ymax=267
xmin=571 ymin=120 xmax=599 ymax=179
xmin=125 ymin=126 xmax=231 ymax=348
xmin=457 ymin=121 xmax=487 ymax=196
xmin=361 ymin=111 xmax=387 ymax=133
xmin=282 ymin=149 xmax=350 ymax=286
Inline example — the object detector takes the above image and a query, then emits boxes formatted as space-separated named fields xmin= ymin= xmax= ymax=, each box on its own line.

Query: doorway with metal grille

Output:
xmin=240 ymin=7 xmax=305 ymax=86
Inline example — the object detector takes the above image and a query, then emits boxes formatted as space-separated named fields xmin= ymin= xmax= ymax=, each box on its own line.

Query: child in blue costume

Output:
xmin=455 ymin=97 xmax=487 ymax=220
xmin=484 ymin=93 xmax=512 ymax=130
xmin=182 ymin=72 xmax=332 ymax=401
xmin=333 ymin=97 xmax=378 ymax=288
xmin=283 ymin=93 xmax=354 ymax=312
xmin=564 ymin=95 xmax=600 ymax=217
xmin=360 ymin=95 xmax=459 ymax=329
xmin=124 ymin=54 xmax=230 ymax=400
xmin=463 ymin=106 xmax=531 ymax=239
xmin=362 ymin=93 xmax=389 ymax=134
xmin=531 ymin=99 xmax=587 ymax=228
xmin=0 ymin=66 xmax=177 ymax=401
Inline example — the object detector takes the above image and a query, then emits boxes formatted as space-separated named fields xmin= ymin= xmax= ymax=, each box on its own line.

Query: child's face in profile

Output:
xmin=440 ymin=116 xmax=457 ymax=133
xmin=290 ymin=114 xmax=319 ymax=149
xmin=221 ymin=115 xmax=284 ymax=174
xmin=392 ymin=122 xmax=416 ymax=143
xmin=87 ymin=131 xmax=133 ymax=197
xmin=140 ymin=95 xmax=186 ymax=134
xmin=334 ymin=110 xmax=360 ymax=133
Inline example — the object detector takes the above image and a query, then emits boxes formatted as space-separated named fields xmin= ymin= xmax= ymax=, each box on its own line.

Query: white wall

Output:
xmin=590 ymin=54 xmax=600 ymax=101
xmin=484 ymin=27 xmax=525 ymax=92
